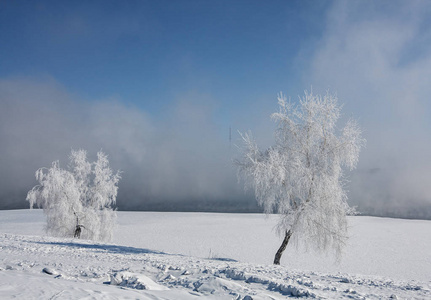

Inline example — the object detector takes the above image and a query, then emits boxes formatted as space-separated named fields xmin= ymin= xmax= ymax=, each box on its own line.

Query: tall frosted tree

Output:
xmin=236 ymin=90 xmax=364 ymax=265
xmin=27 ymin=149 xmax=121 ymax=242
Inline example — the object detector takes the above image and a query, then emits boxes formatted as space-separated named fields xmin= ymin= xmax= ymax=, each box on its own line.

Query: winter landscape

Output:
xmin=2 ymin=1 xmax=431 ymax=299
xmin=1 ymin=210 xmax=430 ymax=299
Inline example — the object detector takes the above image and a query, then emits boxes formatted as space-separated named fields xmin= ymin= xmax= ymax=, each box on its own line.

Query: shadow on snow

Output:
xmin=33 ymin=240 xmax=167 ymax=256
xmin=32 ymin=240 xmax=238 ymax=262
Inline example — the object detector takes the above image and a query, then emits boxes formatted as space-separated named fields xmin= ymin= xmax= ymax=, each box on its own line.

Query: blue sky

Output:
xmin=0 ymin=0 xmax=325 ymax=113
xmin=1 ymin=0 xmax=431 ymax=217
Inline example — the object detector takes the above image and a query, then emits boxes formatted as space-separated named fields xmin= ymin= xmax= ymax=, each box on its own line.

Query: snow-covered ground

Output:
xmin=1 ymin=210 xmax=430 ymax=299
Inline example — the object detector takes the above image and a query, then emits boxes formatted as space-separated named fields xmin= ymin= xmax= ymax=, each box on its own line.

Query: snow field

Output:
xmin=115 ymin=211 xmax=431 ymax=282
xmin=1 ymin=210 xmax=430 ymax=299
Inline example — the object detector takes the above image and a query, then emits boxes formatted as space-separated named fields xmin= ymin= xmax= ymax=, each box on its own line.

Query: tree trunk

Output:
xmin=273 ymin=230 xmax=292 ymax=265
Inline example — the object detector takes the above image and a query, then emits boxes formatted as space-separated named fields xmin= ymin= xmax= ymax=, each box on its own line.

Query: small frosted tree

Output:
xmin=236 ymin=90 xmax=365 ymax=265
xmin=27 ymin=149 xmax=121 ymax=242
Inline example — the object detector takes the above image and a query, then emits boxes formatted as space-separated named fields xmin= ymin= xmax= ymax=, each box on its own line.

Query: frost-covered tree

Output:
xmin=236 ymin=90 xmax=365 ymax=265
xmin=27 ymin=149 xmax=121 ymax=242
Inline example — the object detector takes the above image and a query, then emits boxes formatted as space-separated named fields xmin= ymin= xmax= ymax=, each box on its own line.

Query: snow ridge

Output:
xmin=1 ymin=233 xmax=429 ymax=299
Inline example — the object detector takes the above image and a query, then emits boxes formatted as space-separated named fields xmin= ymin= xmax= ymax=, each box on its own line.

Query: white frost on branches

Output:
xmin=237 ymin=90 xmax=365 ymax=257
xmin=27 ymin=149 xmax=121 ymax=242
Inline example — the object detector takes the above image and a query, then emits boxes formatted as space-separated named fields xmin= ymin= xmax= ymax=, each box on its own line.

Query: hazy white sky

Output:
xmin=1 ymin=1 xmax=431 ymax=217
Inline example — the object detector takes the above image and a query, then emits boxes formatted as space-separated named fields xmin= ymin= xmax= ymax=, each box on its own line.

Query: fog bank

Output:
xmin=0 ymin=76 xmax=257 ymax=211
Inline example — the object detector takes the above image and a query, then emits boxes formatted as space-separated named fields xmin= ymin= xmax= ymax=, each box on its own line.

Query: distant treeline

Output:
xmin=2 ymin=194 xmax=430 ymax=220
xmin=358 ymin=205 xmax=431 ymax=221
xmin=117 ymin=198 xmax=262 ymax=214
